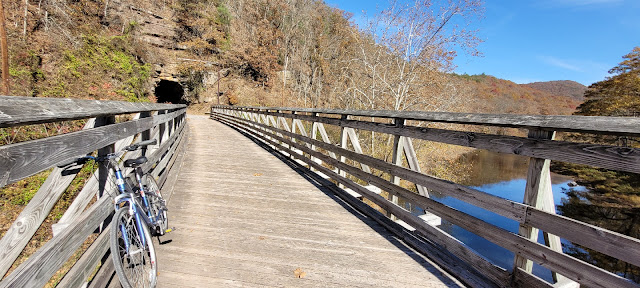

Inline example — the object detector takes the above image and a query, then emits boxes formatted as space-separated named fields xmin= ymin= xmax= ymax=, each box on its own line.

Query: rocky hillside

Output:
xmin=2 ymin=0 xmax=236 ymax=105
xmin=1 ymin=0 xmax=584 ymax=116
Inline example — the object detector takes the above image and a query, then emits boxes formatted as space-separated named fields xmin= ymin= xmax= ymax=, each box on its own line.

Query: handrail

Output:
xmin=219 ymin=105 xmax=640 ymax=136
xmin=0 ymin=96 xmax=187 ymax=288
xmin=211 ymin=105 xmax=640 ymax=288
xmin=0 ymin=96 xmax=185 ymax=127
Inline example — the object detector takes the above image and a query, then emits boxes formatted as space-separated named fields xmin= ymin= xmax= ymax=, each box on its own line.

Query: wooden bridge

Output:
xmin=1 ymin=96 xmax=639 ymax=287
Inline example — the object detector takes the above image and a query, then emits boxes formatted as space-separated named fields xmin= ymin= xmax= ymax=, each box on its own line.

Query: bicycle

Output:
xmin=59 ymin=139 xmax=168 ymax=288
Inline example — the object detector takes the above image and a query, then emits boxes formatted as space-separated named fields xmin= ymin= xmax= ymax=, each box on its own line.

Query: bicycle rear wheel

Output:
xmin=143 ymin=174 xmax=168 ymax=236
xmin=110 ymin=207 xmax=158 ymax=288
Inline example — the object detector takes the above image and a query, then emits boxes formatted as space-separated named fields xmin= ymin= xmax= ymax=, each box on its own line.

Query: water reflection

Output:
xmin=424 ymin=150 xmax=582 ymax=282
xmin=559 ymin=189 xmax=640 ymax=283
xmin=395 ymin=149 xmax=640 ymax=283
xmin=421 ymin=149 xmax=640 ymax=283
xmin=457 ymin=149 xmax=530 ymax=186
xmin=432 ymin=179 xmax=583 ymax=281
xmin=458 ymin=149 xmax=574 ymax=186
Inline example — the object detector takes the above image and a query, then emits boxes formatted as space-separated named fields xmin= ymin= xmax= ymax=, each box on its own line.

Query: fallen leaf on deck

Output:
xmin=294 ymin=268 xmax=306 ymax=278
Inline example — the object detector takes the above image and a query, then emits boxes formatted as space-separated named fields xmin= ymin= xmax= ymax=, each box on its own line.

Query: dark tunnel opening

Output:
xmin=155 ymin=80 xmax=185 ymax=104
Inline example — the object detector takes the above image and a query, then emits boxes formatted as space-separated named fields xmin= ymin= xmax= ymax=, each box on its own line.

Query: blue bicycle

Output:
xmin=60 ymin=139 xmax=168 ymax=288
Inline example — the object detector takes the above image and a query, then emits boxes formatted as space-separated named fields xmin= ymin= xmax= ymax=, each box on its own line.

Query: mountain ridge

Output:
xmin=523 ymin=80 xmax=587 ymax=101
xmin=454 ymin=74 xmax=584 ymax=115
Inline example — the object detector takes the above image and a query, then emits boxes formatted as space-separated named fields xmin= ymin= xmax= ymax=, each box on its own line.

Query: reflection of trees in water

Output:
xmin=458 ymin=150 xmax=530 ymax=186
xmin=559 ymin=189 xmax=640 ymax=283
xmin=458 ymin=149 xmax=575 ymax=186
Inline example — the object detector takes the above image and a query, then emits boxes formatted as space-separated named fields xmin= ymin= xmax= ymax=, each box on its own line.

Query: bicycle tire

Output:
xmin=110 ymin=206 xmax=158 ymax=288
xmin=143 ymin=174 xmax=168 ymax=236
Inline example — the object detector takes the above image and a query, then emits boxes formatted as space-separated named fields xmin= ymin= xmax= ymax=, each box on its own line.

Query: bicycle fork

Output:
xmin=116 ymin=202 xmax=149 ymax=255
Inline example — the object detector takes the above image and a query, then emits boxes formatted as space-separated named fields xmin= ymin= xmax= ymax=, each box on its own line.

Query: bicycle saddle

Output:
xmin=124 ymin=156 xmax=148 ymax=168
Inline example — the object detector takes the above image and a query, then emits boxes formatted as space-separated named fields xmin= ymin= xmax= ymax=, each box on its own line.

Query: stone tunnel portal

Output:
xmin=155 ymin=80 xmax=185 ymax=104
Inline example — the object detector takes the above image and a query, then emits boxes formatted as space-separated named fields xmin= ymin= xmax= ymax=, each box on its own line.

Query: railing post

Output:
xmin=338 ymin=114 xmax=349 ymax=188
xmin=291 ymin=111 xmax=298 ymax=138
xmin=140 ymin=111 xmax=151 ymax=156
xmin=403 ymin=138 xmax=429 ymax=197
xmin=389 ymin=118 xmax=405 ymax=219
xmin=261 ymin=112 xmax=274 ymax=146
xmin=95 ymin=115 xmax=115 ymax=234
xmin=311 ymin=112 xmax=319 ymax=170
xmin=158 ymin=109 xmax=167 ymax=145
xmin=168 ymin=108 xmax=175 ymax=139
xmin=96 ymin=116 xmax=116 ymax=199
xmin=391 ymin=118 xmax=405 ymax=184
xmin=514 ymin=129 xmax=571 ymax=285
xmin=269 ymin=113 xmax=285 ymax=153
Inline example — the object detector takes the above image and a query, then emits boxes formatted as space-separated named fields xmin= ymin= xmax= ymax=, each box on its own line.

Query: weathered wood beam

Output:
xmin=314 ymin=122 xmax=337 ymax=159
xmin=0 ymin=109 xmax=184 ymax=187
xmin=0 ymin=196 xmax=112 ymax=288
xmin=515 ymin=130 xmax=568 ymax=284
xmin=215 ymin=105 xmax=640 ymax=136
xmin=0 ymin=119 xmax=95 ymax=276
xmin=246 ymin=110 xmax=640 ymax=174
xmin=0 ymin=96 xmax=184 ymax=128
xmin=56 ymin=226 xmax=111 ymax=288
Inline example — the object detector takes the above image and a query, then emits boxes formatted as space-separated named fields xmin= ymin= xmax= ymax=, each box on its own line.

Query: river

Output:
xmin=410 ymin=149 xmax=584 ymax=282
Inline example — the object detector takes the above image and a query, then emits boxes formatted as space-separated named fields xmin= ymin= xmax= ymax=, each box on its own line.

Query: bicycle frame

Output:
xmin=111 ymin=160 xmax=156 ymax=251
xmin=59 ymin=138 xmax=162 ymax=286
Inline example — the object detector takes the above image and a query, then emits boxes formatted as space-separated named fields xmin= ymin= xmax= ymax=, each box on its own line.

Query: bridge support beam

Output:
xmin=389 ymin=118 xmax=435 ymax=223
xmin=514 ymin=129 xmax=574 ymax=286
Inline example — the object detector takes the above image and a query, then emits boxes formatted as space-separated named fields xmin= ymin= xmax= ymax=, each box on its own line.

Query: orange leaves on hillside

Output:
xmin=453 ymin=74 xmax=583 ymax=115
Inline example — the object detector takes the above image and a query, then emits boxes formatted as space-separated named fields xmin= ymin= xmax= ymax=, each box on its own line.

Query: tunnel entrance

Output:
xmin=155 ymin=80 xmax=185 ymax=104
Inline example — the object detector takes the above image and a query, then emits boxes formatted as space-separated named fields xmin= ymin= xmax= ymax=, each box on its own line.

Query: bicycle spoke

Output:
xmin=111 ymin=208 xmax=157 ymax=288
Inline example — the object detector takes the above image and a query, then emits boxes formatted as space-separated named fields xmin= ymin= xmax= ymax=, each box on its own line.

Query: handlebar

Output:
xmin=57 ymin=157 xmax=91 ymax=168
xmin=58 ymin=139 xmax=158 ymax=168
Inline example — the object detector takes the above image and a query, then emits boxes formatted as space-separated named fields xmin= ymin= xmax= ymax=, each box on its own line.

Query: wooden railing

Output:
xmin=212 ymin=105 xmax=640 ymax=288
xmin=0 ymin=96 xmax=187 ymax=287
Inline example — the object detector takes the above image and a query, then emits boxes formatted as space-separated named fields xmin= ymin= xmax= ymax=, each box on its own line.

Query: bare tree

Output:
xmin=0 ymin=0 xmax=9 ymax=94
xmin=23 ymin=0 xmax=28 ymax=36
xmin=355 ymin=0 xmax=483 ymax=112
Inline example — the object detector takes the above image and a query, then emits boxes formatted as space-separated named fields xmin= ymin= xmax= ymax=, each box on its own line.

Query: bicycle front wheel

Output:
xmin=110 ymin=207 xmax=158 ymax=288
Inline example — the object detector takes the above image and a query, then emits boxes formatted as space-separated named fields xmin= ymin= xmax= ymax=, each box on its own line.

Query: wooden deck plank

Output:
xmin=155 ymin=115 xmax=464 ymax=287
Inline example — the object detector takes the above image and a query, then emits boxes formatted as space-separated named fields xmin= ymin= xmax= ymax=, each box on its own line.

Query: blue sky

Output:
xmin=323 ymin=0 xmax=640 ymax=86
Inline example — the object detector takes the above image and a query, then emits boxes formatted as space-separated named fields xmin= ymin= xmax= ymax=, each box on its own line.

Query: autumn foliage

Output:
xmin=576 ymin=47 xmax=640 ymax=117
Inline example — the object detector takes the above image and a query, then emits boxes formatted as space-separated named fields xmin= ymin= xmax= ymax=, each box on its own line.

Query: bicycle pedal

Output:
xmin=165 ymin=227 xmax=175 ymax=233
